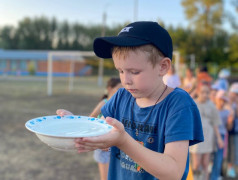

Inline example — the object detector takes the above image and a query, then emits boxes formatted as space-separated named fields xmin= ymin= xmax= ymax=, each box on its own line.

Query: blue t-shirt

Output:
xmin=218 ymin=109 xmax=229 ymax=135
xmin=214 ymin=78 xmax=229 ymax=91
xmin=101 ymin=87 xmax=204 ymax=180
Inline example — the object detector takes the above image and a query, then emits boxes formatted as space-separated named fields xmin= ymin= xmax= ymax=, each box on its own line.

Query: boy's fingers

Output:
xmin=77 ymin=149 xmax=91 ymax=153
xmin=76 ymin=144 xmax=96 ymax=150
xmin=56 ymin=109 xmax=65 ymax=116
xmin=75 ymin=140 xmax=103 ymax=148
xmin=56 ymin=109 xmax=73 ymax=116
xmin=75 ymin=136 xmax=107 ymax=145
xmin=105 ymin=117 xmax=124 ymax=131
xmin=56 ymin=109 xmax=62 ymax=115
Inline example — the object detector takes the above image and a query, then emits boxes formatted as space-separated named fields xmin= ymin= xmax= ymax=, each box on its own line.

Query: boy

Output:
xmin=58 ymin=21 xmax=203 ymax=179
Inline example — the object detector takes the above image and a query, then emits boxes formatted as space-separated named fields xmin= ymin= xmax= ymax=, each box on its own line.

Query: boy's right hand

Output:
xmin=56 ymin=109 xmax=73 ymax=116
xmin=74 ymin=117 xmax=127 ymax=153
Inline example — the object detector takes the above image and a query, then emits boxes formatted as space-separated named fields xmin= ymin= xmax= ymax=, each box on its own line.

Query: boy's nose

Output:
xmin=123 ymin=74 xmax=132 ymax=85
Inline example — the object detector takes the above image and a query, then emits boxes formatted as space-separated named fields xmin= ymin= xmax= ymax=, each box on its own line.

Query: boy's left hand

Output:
xmin=56 ymin=109 xmax=73 ymax=116
xmin=74 ymin=117 xmax=126 ymax=153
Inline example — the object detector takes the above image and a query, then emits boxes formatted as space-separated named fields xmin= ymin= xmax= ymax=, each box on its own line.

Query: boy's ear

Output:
xmin=158 ymin=58 xmax=171 ymax=76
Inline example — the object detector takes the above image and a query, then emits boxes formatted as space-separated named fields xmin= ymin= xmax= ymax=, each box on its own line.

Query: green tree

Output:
xmin=181 ymin=0 xmax=225 ymax=65
xmin=228 ymin=34 xmax=238 ymax=66
xmin=57 ymin=20 xmax=71 ymax=49
xmin=71 ymin=23 xmax=85 ymax=50
xmin=57 ymin=38 xmax=64 ymax=50
xmin=0 ymin=26 xmax=18 ymax=49
xmin=16 ymin=17 xmax=54 ymax=49
xmin=181 ymin=0 xmax=224 ymax=37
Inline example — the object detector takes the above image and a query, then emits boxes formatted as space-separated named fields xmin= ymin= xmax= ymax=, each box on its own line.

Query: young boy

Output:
xmin=59 ymin=21 xmax=204 ymax=180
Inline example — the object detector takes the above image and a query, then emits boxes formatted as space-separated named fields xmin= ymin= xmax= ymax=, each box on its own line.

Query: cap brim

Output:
xmin=93 ymin=36 xmax=150 ymax=58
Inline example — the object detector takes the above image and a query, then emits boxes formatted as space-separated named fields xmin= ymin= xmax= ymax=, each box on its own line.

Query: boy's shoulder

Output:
xmin=164 ymin=88 xmax=197 ymax=109
xmin=167 ymin=88 xmax=194 ymax=101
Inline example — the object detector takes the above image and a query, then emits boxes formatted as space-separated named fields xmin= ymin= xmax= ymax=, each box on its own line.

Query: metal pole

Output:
xmin=134 ymin=0 xmax=138 ymax=21
xmin=98 ymin=11 xmax=106 ymax=86
xmin=190 ymin=54 xmax=195 ymax=70
xmin=174 ymin=51 xmax=180 ymax=75
xmin=68 ymin=59 xmax=75 ymax=92
xmin=47 ymin=53 xmax=53 ymax=96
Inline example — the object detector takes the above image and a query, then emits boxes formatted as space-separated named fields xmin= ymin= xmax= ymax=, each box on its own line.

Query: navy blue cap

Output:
xmin=93 ymin=21 xmax=173 ymax=60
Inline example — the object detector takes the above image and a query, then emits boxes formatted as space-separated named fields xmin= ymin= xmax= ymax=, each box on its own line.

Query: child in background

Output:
xmin=214 ymin=69 xmax=230 ymax=91
xmin=196 ymin=66 xmax=213 ymax=85
xmin=163 ymin=64 xmax=181 ymax=88
xmin=210 ymin=90 xmax=232 ymax=180
xmin=210 ymin=83 xmax=220 ymax=104
xmin=90 ymin=77 xmax=121 ymax=180
xmin=69 ymin=21 xmax=204 ymax=180
xmin=190 ymin=82 xmax=223 ymax=180
xmin=226 ymin=83 xmax=238 ymax=178
xmin=182 ymin=68 xmax=196 ymax=94
xmin=190 ymin=66 xmax=213 ymax=99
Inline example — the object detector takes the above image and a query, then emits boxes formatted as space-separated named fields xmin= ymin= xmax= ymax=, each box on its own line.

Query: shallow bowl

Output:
xmin=25 ymin=115 xmax=112 ymax=152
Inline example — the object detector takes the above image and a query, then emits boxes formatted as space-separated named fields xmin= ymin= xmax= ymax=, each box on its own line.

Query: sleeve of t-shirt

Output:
xmin=165 ymin=104 xmax=204 ymax=146
xmin=100 ymin=88 xmax=123 ymax=119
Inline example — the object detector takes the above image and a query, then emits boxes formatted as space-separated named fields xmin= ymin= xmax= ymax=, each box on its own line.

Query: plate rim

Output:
xmin=25 ymin=115 xmax=112 ymax=138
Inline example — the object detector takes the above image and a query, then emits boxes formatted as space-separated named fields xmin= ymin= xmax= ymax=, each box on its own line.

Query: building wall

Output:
xmin=0 ymin=59 xmax=91 ymax=76
xmin=37 ymin=60 xmax=86 ymax=73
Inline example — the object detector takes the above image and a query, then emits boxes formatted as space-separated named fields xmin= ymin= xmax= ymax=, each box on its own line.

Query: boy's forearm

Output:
xmin=118 ymin=133 xmax=186 ymax=180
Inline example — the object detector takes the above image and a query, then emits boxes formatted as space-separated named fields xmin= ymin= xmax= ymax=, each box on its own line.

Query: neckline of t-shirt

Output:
xmin=131 ymin=87 xmax=180 ymax=110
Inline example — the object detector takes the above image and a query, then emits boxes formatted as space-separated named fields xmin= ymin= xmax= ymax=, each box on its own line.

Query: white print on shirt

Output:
xmin=120 ymin=148 xmax=145 ymax=173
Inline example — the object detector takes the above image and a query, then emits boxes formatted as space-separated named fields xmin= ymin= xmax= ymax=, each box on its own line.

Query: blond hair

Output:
xmin=112 ymin=44 xmax=164 ymax=67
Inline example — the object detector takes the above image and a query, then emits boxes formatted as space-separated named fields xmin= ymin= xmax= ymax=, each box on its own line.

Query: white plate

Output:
xmin=25 ymin=115 xmax=112 ymax=151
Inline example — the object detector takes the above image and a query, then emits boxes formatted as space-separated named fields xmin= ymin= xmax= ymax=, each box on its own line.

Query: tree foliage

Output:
xmin=0 ymin=16 xmax=123 ymax=51
xmin=181 ymin=0 xmax=223 ymax=37
xmin=180 ymin=0 xmax=238 ymax=67
xmin=0 ymin=16 xmax=237 ymax=68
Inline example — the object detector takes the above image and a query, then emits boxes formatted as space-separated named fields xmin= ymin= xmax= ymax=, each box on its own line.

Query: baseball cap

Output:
xmin=218 ymin=69 xmax=230 ymax=78
xmin=216 ymin=90 xmax=228 ymax=101
xmin=93 ymin=21 xmax=173 ymax=60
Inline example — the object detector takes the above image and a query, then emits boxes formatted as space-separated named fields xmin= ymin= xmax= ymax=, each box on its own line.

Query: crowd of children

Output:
xmin=177 ymin=67 xmax=238 ymax=180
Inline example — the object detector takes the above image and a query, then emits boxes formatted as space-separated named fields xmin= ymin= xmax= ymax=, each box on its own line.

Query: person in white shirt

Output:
xmin=163 ymin=65 xmax=181 ymax=88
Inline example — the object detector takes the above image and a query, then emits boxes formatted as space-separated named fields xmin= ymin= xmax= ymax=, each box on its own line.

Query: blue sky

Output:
xmin=0 ymin=0 xmax=235 ymax=31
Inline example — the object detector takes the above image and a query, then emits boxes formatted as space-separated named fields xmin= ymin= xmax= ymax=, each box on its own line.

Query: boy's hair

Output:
xmin=112 ymin=44 xmax=165 ymax=67
xmin=93 ymin=21 xmax=173 ymax=60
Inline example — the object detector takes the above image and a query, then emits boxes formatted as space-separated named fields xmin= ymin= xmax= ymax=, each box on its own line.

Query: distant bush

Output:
xmin=27 ymin=61 xmax=35 ymax=75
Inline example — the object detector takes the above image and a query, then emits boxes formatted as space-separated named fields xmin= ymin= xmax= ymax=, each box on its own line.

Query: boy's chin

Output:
xmin=130 ymin=93 xmax=143 ymax=99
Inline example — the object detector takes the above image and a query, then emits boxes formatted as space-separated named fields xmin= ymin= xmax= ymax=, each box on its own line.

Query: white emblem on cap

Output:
xmin=119 ymin=26 xmax=133 ymax=34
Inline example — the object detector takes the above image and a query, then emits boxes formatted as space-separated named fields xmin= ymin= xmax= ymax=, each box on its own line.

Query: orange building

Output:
xmin=0 ymin=49 xmax=93 ymax=76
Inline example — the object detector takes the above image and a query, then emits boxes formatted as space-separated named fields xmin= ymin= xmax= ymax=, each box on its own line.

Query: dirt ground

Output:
xmin=1 ymin=76 xmax=237 ymax=180
xmin=0 ymin=76 xmax=107 ymax=180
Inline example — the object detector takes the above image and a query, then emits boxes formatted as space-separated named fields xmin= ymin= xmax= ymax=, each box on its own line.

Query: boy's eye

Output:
xmin=131 ymin=71 xmax=140 ymax=75
xmin=118 ymin=70 xmax=123 ymax=74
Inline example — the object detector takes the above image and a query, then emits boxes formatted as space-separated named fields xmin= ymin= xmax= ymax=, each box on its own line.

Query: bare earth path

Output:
xmin=0 ymin=76 xmax=107 ymax=180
